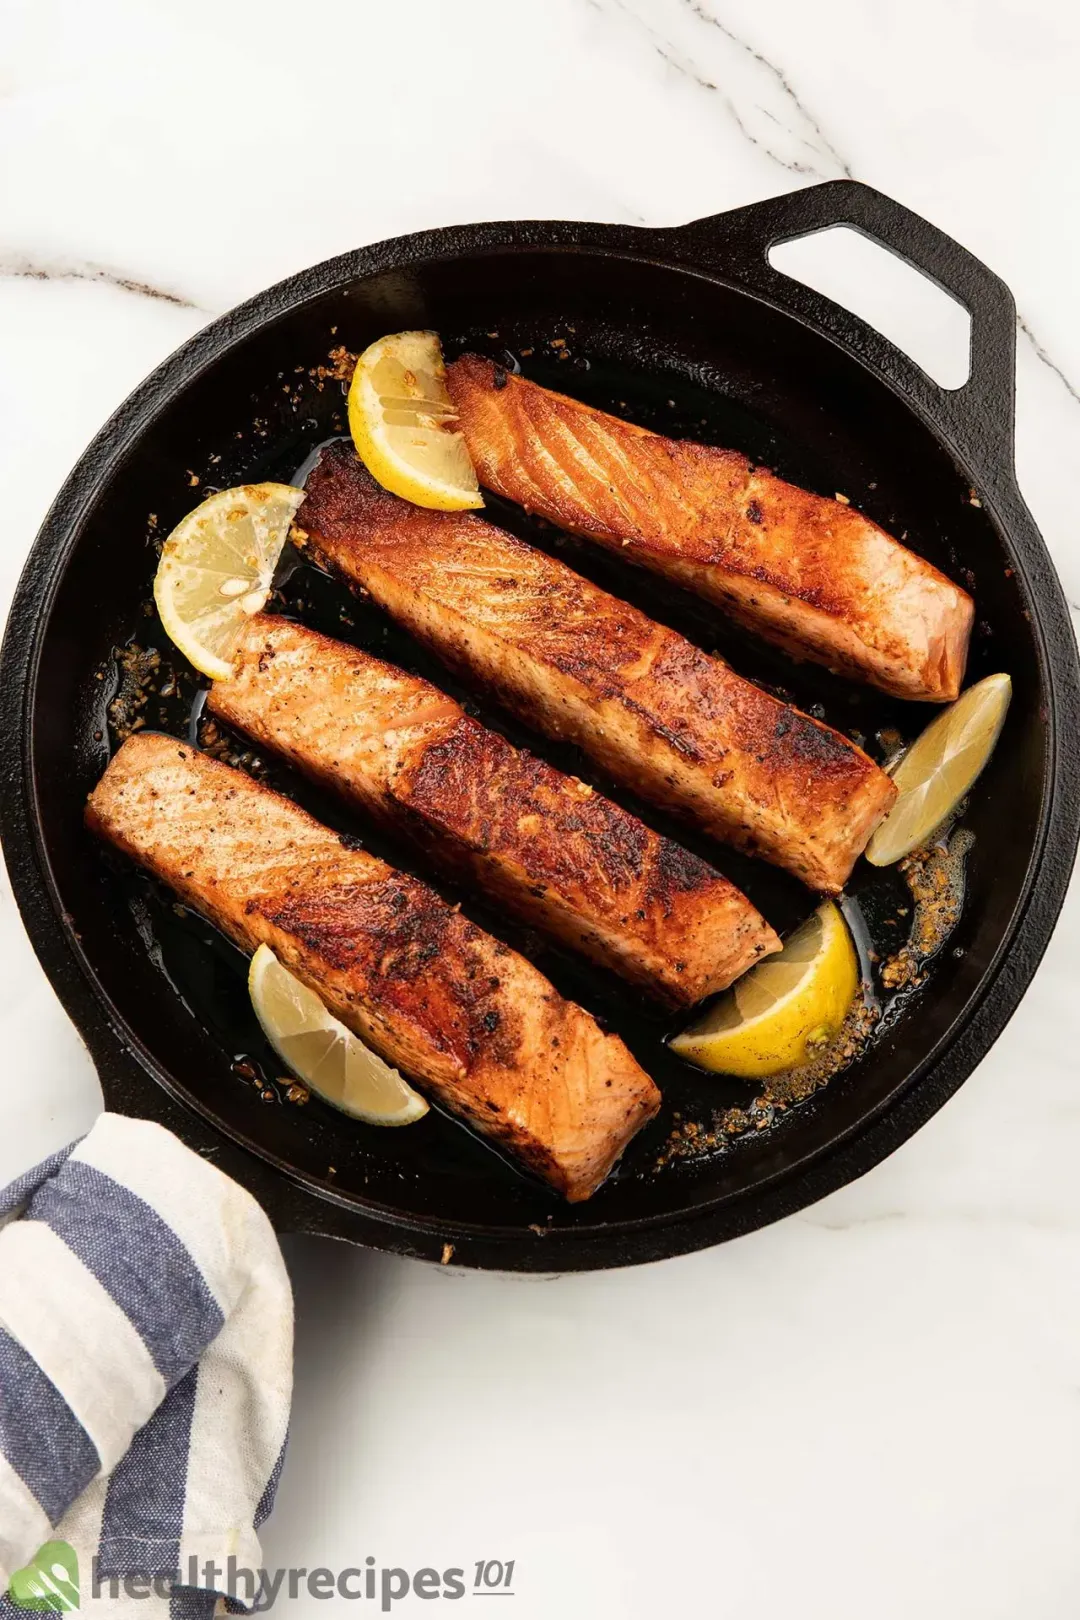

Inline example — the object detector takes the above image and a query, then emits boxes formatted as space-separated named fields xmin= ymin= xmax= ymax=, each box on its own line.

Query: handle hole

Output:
xmin=768 ymin=225 xmax=971 ymax=390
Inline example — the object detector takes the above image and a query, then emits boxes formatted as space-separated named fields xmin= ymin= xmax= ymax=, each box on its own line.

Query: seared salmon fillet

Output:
xmin=298 ymin=444 xmax=896 ymax=892
xmin=447 ymin=355 xmax=974 ymax=703
xmin=86 ymin=733 xmax=659 ymax=1201
xmin=208 ymin=615 xmax=780 ymax=1006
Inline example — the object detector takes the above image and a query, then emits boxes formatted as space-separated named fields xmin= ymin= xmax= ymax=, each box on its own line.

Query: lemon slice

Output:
xmin=669 ymin=901 xmax=858 ymax=1079
xmin=248 ymin=944 xmax=429 ymax=1125
xmin=865 ymin=672 xmax=1011 ymax=866
xmin=154 ymin=483 xmax=305 ymax=681
xmin=348 ymin=330 xmax=482 ymax=510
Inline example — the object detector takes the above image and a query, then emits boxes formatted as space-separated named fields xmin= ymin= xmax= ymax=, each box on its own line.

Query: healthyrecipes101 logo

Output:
xmin=8 ymin=1542 xmax=79 ymax=1611
xmin=7 ymin=1545 xmax=518 ymax=1611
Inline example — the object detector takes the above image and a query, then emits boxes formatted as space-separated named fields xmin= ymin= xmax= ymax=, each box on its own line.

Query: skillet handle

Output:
xmin=84 ymin=1033 xmax=316 ymax=1231
xmin=661 ymin=179 xmax=1018 ymax=491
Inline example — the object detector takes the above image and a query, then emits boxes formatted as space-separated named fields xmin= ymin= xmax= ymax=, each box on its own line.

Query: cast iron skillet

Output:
xmin=2 ymin=180 xmax=1078 ymax=1271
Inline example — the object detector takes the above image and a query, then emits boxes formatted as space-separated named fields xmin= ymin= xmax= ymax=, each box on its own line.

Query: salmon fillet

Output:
xmin=208 ymin=614 xmax=780 ymax=1006
xmin=447 ymin=355 xmax=974 ymax=703
xmin=298 ymin=444 xmax=896 ymax=892
xmin=86 ymin=733 xmax=659 ymax=1201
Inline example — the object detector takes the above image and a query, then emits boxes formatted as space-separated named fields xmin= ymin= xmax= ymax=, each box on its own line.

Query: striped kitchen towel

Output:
xmin=0 ymin=1114 xmax=293 ymax=1615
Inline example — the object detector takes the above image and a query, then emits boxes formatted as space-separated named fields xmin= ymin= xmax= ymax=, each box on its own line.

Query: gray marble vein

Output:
xmin=676 ymin=0 xmax=853 ymax=179
xmin=0 ymin=255 xmax=209 ymax=314
xmin=1017 ymin=311 xmax=1080 ymax=407
xmin=599 ymin=0 xmax=849 ymax=180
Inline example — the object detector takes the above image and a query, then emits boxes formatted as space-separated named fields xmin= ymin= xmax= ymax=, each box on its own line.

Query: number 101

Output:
xmin=474 ymin=1560 xmax=515 ymax=1589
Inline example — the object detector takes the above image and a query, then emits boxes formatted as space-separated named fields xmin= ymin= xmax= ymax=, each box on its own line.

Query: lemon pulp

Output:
xmin=154 ymin=483 xmax=304 ymax=681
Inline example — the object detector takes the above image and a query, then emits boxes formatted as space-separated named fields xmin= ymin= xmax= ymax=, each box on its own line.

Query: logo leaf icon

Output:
xmin=8 ymin=1541 xmax=79 ymax=1612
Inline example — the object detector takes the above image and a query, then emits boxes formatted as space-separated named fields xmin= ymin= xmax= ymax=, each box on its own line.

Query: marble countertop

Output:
xmin=3 ymin=0 xmax=1079 ymax=1614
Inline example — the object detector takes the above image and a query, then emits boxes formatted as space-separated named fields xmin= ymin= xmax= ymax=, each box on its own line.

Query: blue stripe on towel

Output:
xmin=169 ymin=1589 xmax=220 ymax=1619
xmin=97 ymin=1363 xmax=199 ymax=1578
xmin=0 ymin=1326 xmax=99 ymax=1523
xmin=28 ymin=1160 xmax=224 ymax=1387
xmin=168 ymin=1590 xmax=249 ymax=1618
xmin=254 ymin=1432 xmax=289 ymax=1528
xmin=0 ymin=1143 xmax=78 ymax=1221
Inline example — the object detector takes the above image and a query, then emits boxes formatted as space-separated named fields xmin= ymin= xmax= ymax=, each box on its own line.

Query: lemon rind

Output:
xmin=668 ymin=902 xmax=858 ymax=1080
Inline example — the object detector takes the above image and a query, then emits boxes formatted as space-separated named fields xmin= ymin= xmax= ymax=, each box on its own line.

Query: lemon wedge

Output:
xmin=865 ymin=672 xmax=1011 ymax=866
xmin=669 ymin=901 xmax=858 ymax=1079
xmin=248 ymin=945 xmax=429 ymax=1125
xmin=347 ymin=330 xmax=482 ymax=510
xmin=154 ymin=483 xmax=304 ymax=680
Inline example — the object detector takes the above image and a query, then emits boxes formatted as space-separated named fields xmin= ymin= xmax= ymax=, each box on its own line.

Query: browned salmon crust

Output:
xmin=298 ymin=444 xmax=896 ymax=892
xmin=86 ymin=733 xmax=659 ymax=1201
xmin=447 ymin=355 xmax=974 ymax=703
xmin=208 ymin=615 xmax=780 ymax=1006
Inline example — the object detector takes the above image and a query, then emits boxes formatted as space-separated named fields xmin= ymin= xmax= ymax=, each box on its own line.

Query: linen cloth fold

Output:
xmin=0 ymin=1114 xmax=293 ymax=1614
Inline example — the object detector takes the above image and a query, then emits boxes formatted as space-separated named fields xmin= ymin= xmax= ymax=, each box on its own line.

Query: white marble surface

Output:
xmin=3 ymin=0 xmax=1080 ymax=1614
